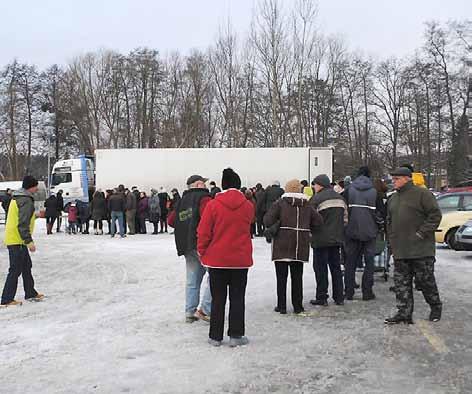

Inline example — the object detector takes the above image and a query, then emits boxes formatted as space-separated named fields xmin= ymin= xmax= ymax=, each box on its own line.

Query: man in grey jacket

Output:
xmin=1 ymin=176 xmax=44 ymax=306
xmin=343 ymin=166 xmax=381 ymax=301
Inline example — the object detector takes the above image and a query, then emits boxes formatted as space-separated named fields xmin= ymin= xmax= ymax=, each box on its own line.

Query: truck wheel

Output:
xmin=446 ymin=228 xmax=459 ymax=250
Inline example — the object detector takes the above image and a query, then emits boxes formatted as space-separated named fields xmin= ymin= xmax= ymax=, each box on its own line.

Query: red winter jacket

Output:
xmin=197 ymin=189 xmax=254 ymax=269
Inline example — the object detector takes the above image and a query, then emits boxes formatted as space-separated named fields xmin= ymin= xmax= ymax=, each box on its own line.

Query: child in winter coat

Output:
xmin=65 ymin=203 xmax=78 ymax=234
xmin=264 ymin=179 xmax=323 ymax=314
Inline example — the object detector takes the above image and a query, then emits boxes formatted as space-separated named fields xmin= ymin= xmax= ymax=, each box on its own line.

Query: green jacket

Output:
xmin=4 ymin=189 xmax=36 ymax=246
xmin=387 ymin=182 xmax=441 ymax=259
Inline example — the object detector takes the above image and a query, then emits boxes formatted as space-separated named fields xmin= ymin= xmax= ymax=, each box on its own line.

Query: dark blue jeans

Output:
xmin=313 ymin=246 xmax=344 ymax=303
xmin=1 ymin=245 xmax=38 ymax=304
xmin=344 ymin=238 xmax=376 ymax=297
xmin=111 ymin=211 xmax=125 ymax=236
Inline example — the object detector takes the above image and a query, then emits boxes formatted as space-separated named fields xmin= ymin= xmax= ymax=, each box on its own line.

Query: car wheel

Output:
xmin=446 ymin=228 xmax=459 ymax=250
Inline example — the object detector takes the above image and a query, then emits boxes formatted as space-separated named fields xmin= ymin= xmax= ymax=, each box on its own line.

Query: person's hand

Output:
xmin=28 ymin=243 xmax=36 ymax=253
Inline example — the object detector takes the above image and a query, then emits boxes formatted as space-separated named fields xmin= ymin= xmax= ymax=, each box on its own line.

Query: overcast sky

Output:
xmin=1 ymin=0 xmax=470 ymax=68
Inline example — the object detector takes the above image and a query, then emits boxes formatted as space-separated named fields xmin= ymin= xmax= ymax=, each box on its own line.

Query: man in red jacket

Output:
xmin=198 ymin=168 xmax=254 ymax=347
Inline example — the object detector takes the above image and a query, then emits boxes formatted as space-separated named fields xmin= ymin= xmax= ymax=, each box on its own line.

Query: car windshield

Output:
xmin=437 ymin=195 xmax=460 ymax=212
xmin=52 ymin=173 xmax=72 ymax=186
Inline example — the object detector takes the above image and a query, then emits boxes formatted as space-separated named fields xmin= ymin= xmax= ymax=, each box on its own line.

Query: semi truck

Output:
xmin=50 ymin=155 xmax=95 ymax=204
xmin=95 ymin=147 xmax=333 ymax=193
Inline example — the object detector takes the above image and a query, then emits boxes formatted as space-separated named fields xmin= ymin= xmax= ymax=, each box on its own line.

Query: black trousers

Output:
xmin=209 ymin=268 xmax=248 ymax=342
xmin=78 ymin=219 xmax=89 ymax=233
xmin=275 ymin=262 xmax=303 ymax=312
xmin=313 ymin=246 xmax=344 ymax=302
xmin=151 ymin=222 xmax=159 ymax=234
xmin=138 ymin=217 xmax=147 ymax=233
xmin=46 ymin=216 xmax=56 ymax=227
xmin=135 ymin=214 xmax=140 ymax=235
xmin=344 ymin=238 xmax=376 ymax=297
xmin=256 ymin=214 xmax=265 ymax=236
xmin=56 ymin=212 xmax=62 ymax=231
xmin=159 ymin=215 xmax=168 ymax=232
xmin=1 ymin=245 xmax=38 ymax=304
xmin=93 ymin=220 xmax=103 ymax=230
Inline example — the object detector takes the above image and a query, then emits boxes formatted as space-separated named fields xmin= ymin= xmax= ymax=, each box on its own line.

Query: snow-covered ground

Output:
xmin=0 ymin=221 xmax=471 ymax=394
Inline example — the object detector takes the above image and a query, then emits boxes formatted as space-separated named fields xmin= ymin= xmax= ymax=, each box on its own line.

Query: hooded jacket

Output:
xmin=344 ymin=176 xmax=379 ymax=241
xmin=197 ymin=189 xmax=254 ymax=269
xmin=44 ymin=195 xmax=58 ymax=218
xmin=264 ymin=185 xmax=285 ymax=212
xmin=4 ymin=189 xmax=36 ymax=246
xmin=264 ymin=193 xmax=323 ymax=263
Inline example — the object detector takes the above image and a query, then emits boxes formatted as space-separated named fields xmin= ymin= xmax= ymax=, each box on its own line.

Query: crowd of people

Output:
xmin=42 ymin=185 xmax=181 ymax=237
xmin=1 ymin=165 xmax=443 ymax=349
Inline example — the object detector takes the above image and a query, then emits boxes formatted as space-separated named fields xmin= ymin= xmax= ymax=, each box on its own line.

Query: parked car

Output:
xmin=455 ymin=220 xmax=472 ymax=251
xmin=435 ymin=192 xmax=472 ymax=249
xmin=443 ymin=180 xmax=472 ymax=193
xmin=436 ymin=192 xmax=472 ymax=213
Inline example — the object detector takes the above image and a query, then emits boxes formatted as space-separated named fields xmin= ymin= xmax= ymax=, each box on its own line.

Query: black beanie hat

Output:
xmin=221 ymin=168 xmax=241 ymax=190
xmin=357 ymin=166 xmax=371 ymax=178
xmin=22 ymin=175 xmax=38 ymax=190
xmin=313 ymin=174 xmax=331 ymax=188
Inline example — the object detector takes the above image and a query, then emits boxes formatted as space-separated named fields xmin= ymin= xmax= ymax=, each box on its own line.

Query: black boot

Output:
xmin=310 ymin=299 xmax=328 ymax=306
xmin=274 ymin=306 xmax=287 ymax=314
xmin=362 ymin=293 xmax=376 ymax=301
xmin=429 ymin=305 xmax=442 ymax=322
xmin=384 ymin=314 xmax=413 ymax=325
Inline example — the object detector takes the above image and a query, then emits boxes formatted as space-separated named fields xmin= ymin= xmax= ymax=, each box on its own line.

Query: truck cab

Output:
xmin=50 ymin=155 xmax=95 ymax=204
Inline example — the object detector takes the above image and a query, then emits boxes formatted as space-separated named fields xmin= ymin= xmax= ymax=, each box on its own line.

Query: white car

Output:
xmin=455 ymin=220 xmax=472 ymax=251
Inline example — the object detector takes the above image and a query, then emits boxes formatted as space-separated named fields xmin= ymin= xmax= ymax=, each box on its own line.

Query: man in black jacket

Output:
xmin=209 ymin=181 xmax=221 ymax=198
xmin=344 ymin=166 xmax=382 ymax=301
xmin=169 ymin=175 xmax=212 ymax=323
xmin=310 ymin=175 xmax=348 ymax=306
xmin=1 ymin=188 xmax=12 ymax=222
xmin=44 ymin=195 xmax=58 ymax=235
xmin=132 ymin=186 xmax=141 ymax=234
xmin=264 ymin=181 xmax=284 ymax=213
xmin=56 ymin=190 xmax=64 ymax=232
xmin=254 ymin=183 xmax=265 ymax=236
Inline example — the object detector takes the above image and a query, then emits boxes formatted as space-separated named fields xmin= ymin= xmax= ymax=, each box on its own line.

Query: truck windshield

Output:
xmin=52 ymin=173 xmax=72 ymax=186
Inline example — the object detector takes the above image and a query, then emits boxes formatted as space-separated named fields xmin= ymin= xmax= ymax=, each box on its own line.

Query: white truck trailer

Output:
xmin=95 ymin=147 xmax=333 ymax=193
